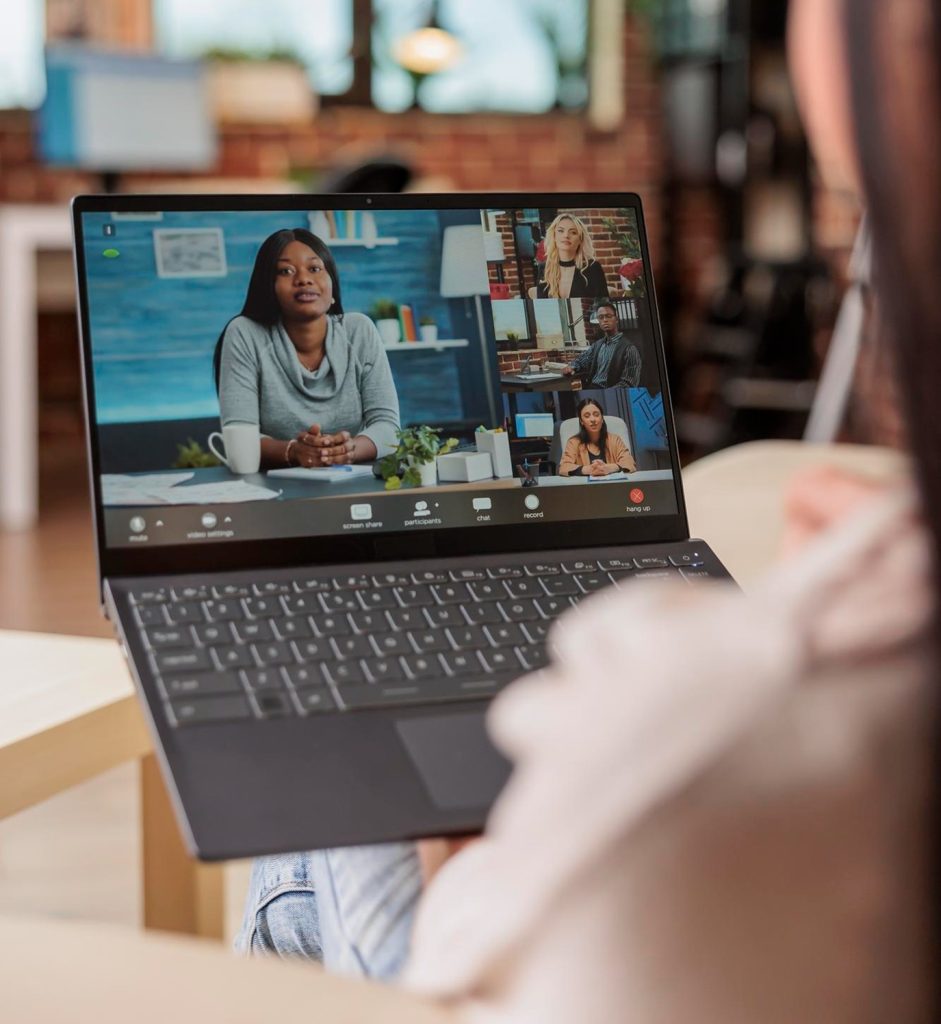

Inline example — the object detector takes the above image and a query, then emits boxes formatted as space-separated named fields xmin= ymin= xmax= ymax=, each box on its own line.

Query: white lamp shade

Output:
xmin=440 ymin=225 xmax=489 ymax=297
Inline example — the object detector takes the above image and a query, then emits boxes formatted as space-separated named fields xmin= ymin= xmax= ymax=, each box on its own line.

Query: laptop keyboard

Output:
xmin=128 ymin=554 xmax=713 ymax=727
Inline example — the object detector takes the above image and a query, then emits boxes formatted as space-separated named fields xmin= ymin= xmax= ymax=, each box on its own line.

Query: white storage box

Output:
xmin=436 ymin=451 xmax=494 ymax=483
xmin=475 ymin=430 xmax=513 ymax=478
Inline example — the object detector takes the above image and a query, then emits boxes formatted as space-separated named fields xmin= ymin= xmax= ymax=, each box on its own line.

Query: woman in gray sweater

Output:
xmin=212 ymin=228 xmax=400 ymax=469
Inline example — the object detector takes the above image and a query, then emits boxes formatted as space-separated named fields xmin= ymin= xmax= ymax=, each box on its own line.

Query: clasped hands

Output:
xmin=584 ymin=461 xmax=619 ymax=477
xmin=292 ymin=424 xmax=355 ymax=467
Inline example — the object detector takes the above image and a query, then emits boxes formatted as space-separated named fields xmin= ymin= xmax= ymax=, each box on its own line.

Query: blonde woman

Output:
xmin=535 ymin=213 xmax=609 ymax=299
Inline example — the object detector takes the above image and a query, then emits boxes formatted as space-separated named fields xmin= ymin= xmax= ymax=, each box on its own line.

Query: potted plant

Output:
xmin=369 ymin=298 xmax=401 ymax=346
xmin=505 ymin=330 xmax=520 ymax=344
xmin=203 ymin=48 xmax=318 ymax=125
xmin=418 ymin=315 xmax=438 ymax=344
xmin=379 ymin=426 xmax=458 ymax=489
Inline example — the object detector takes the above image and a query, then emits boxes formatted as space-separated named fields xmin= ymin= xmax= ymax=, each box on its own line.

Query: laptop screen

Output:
xmin=76 ymin=198 xmax=680 ymax=552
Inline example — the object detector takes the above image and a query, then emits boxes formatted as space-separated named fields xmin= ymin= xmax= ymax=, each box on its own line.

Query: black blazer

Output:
xmin=536 ymin=259 xmax=609 ymax=299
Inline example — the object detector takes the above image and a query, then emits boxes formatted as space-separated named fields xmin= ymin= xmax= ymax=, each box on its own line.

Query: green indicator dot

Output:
xmin=102 ymin=248 xmax=120 ymax=258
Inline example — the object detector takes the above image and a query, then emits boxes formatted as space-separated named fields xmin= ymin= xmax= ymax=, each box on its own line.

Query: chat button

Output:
xmin=472 ymin=497 xmax=492 ymax=512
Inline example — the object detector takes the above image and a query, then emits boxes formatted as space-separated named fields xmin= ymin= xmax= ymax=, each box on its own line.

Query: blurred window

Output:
xmin=154 ymin=0 xmax=355 ymax=96
xmin=0 ymin=1 xmax=45 ymax=109
xmin=373 ymin=0 xmax=589 ymax=113
xmin=655 ymin=0 xmax=727 ymax=58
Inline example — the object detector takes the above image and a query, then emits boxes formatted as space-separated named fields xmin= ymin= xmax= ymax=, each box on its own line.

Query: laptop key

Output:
xmin=479 ymin=648 xmax=523 ymax=674
xmin=598 ymin=559 xmax=634 ymax=572
xmin=372 ymin=571 xmax=411 ymax=587
xmin=431 ymin=582 xmax=470 ymax=605
xmin=410 ymin=630 xmax=450 ymax=654
xmin=168 ymin=695 xmax=251 ymax=726
xmin=487 ymin=566 xmax=524 ymax=579
xmin=292 ymin=637 xmax=332 ymax=662
xmin=203 ymin=599 xmax=241 ymax=622
xmin=504 ymin=578 xmax=544 ymax=599
xmin=607 ymin=570 xmax=636 ymax=586
xmin=171 ymin=584 xmax=210 ymax=601
xmin=282 ymin=664 xmax=327 ymax=689
xmin=135 ymin=605 xmax=168 ymax=628
xmin=523 ymin=563 xmax=561 ymax=577
xmin=334 ymin=574 xmax=371 ymax=590
xmin=192 ymin=622 xmax=233 ymax=646
xmin=371 ymin=632 xmax=412 ymax=657
xmin=154 ymin=648 xmax=212 ymax=674
xmin=498 ymin=599 xmax=541 ymax=623
xmin=322 ymin=661 xmax=366 ymax=687
xmin=424 ymin=604 xmax=465 ymax=628
xmin=439 ymin=650 xmax=485 ymax=677
xmin=291 ymin=688 xmax=337 ymax=714
xmin=272 ymin=616 xmax=313 ymax=640
xmin=350 ymin=610 xmax=390 ymax=635
xmin=294 ymin=578 xmax=332 ymax=594
xmin=446 ymin=624 xmax=488 ymax=650
xmin=671 ymin=553 xmax=705 ymax=567
xmin=386 ymin=608 xmax=423 ymax=631
xmin=562 ymin=560 xmax=598 ymax=574
xmin=319 ymin=592 xmax=361 ymax=613
xmin=634 ymin=557 xmax=669 ymax=569
xmin=145 ymin=627 xmax=190 ymax=649
xmin=484 ymin=622 xmax=526 ymax=647
xmin=233 ymin=620 xmax=273 ymax=643
xmin=165 ymin=602 xmax=206 ymax=625
xmin=331 ymin=635 xmax=372 ymax=660
xmin=241 ymin=668 xmax=283 ymax=691
xmin=281 ymin=593 xmax=319 ymax=616
xmin=462 ymin=602 xmax=504 ymax=626
xmin=395 ymin=585 xmax=435 ymax=607
xmin=158 ymin=671 xmax=242 ymax=699
xmin=541 ymin=576 xmax=581 ymax=597
xmin=131 ymin=587 xmax=169 ymax=604
xmin=211 ymin=646 xmax=254 ymax=670
xmin=212 ymin=583 xmax=251 ymax=599
xmin=244 ymin=596 xmax=277 ymax=618
xmin=449 ymin=568 xmax=487 ymax=582
xmin=309 ymin=613 xmax=353 ymax=637
xmin=411 ymin=570 xmax=449 ymax=585
xmin=522 ymin=620 xmax=552 ymax=644
xmin=335 ymin=679 xmax=494 ymax=711
xmin=361 ymin=656 xmax=404 ymax=683
xmin=358 ymin=589 xmax=398 ymax=610
xmin=252 ymin=641 xmax=296 ymax=667
xmin=254 ymin=581 xmax=291 ymax=596
xmin=534 ymin=596 xmax=571 ymax=620
xmin=467 ymin=580 xmax=505 ymax=602
xmin=250 ymin=691 xmax=294 ymax=718
xmin=400 ymin=653 xmax=442 ymax=681
xmin=681 ymin=568 xmax=714 ymax=582
xmin=634 ymin=569 xmax=679 ymax=582
xmin=573 ymin=573 xmax=611 ymax=594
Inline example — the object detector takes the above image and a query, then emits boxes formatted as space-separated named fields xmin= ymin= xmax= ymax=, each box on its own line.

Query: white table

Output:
xmin=0 ymin=203 xmax=73 ymax=531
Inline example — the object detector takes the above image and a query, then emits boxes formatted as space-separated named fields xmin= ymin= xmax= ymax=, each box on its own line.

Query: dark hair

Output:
xmin=576 ymin=397 xmax=608 ymax=453
xmin=595 ymin=301 xmax=618 ymax=320
xmin=845 ymin=0 xmax=941 ymax=993
xmin=212 ymin=228 xmax=344 ymax=390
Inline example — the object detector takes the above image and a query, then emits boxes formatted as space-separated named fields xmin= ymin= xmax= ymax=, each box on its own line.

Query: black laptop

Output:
xmin=73 ymin=192 xmax=733 ymax=860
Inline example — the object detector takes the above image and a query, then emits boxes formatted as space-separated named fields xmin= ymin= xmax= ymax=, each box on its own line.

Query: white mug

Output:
xmin=208 ymin=423 xmax=261 ymax=474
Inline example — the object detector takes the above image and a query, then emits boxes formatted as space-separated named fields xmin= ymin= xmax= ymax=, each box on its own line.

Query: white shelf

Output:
xmin=327 ymin=237 xmax=399 ymax=247
xmin=383 ymin=339 xmax=469 ymax=351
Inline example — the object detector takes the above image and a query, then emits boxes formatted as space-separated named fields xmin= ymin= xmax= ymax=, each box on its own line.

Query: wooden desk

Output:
xmin=0 ymin=628 xmax=225 ymax=938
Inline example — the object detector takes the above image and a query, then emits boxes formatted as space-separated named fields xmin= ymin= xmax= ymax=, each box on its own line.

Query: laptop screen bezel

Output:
xmin=72 ymin=191 xmax=691 ymax=588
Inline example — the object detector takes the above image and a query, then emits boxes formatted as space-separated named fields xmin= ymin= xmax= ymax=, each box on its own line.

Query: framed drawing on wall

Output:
xmin=153 ymin=227 xmax=227 ymax=278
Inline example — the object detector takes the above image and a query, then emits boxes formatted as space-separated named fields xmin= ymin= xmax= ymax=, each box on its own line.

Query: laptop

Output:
xmin=73 ymin=192 xmax=734 ymax=860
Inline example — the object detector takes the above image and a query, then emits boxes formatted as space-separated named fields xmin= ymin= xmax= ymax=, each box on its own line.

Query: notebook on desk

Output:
xmin=73 ymin=191 xmax=734 ymax=859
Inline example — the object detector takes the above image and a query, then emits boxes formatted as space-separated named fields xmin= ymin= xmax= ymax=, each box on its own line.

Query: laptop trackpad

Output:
xmin=395 ymin=711 xmax=512 ymax=811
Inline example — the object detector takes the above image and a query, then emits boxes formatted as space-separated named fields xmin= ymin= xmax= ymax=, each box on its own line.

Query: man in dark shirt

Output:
xmin=562 ymin=302 xmax=641 ymax=388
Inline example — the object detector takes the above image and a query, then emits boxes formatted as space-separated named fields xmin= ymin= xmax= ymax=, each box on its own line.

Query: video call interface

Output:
xmin=80 ymin=204 xmax=679 ymax=549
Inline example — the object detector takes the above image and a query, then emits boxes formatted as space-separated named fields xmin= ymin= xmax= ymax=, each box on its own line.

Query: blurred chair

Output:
xmin=548 ymin=415 xmax=631 ymax=473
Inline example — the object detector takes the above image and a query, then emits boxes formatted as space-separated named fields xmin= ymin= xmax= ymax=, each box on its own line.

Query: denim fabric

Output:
xmin=235 ymin=842 xmax=421 ymax=982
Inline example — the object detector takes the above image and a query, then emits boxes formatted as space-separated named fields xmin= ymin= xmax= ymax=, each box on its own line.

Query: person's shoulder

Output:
xmin=223 ymin=316 xmax=268 ymax=356
xmin=563 ymin=434 xmax=582 ymax=451
xmin=337 ymin=312 xmax=383 ymax=349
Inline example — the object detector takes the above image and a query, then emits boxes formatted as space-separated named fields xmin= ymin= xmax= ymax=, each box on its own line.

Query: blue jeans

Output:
xmin=235 ymin=843 xmax=422 ymax=981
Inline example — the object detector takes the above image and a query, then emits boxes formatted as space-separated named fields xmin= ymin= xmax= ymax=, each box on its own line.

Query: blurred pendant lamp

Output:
xmin=393 ymin=1 xmax=462 ymax=107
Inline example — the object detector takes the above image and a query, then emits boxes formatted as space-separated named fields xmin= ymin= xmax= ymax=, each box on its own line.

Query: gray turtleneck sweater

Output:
xmin=218 ymin=312 xmax=400 ymax=457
